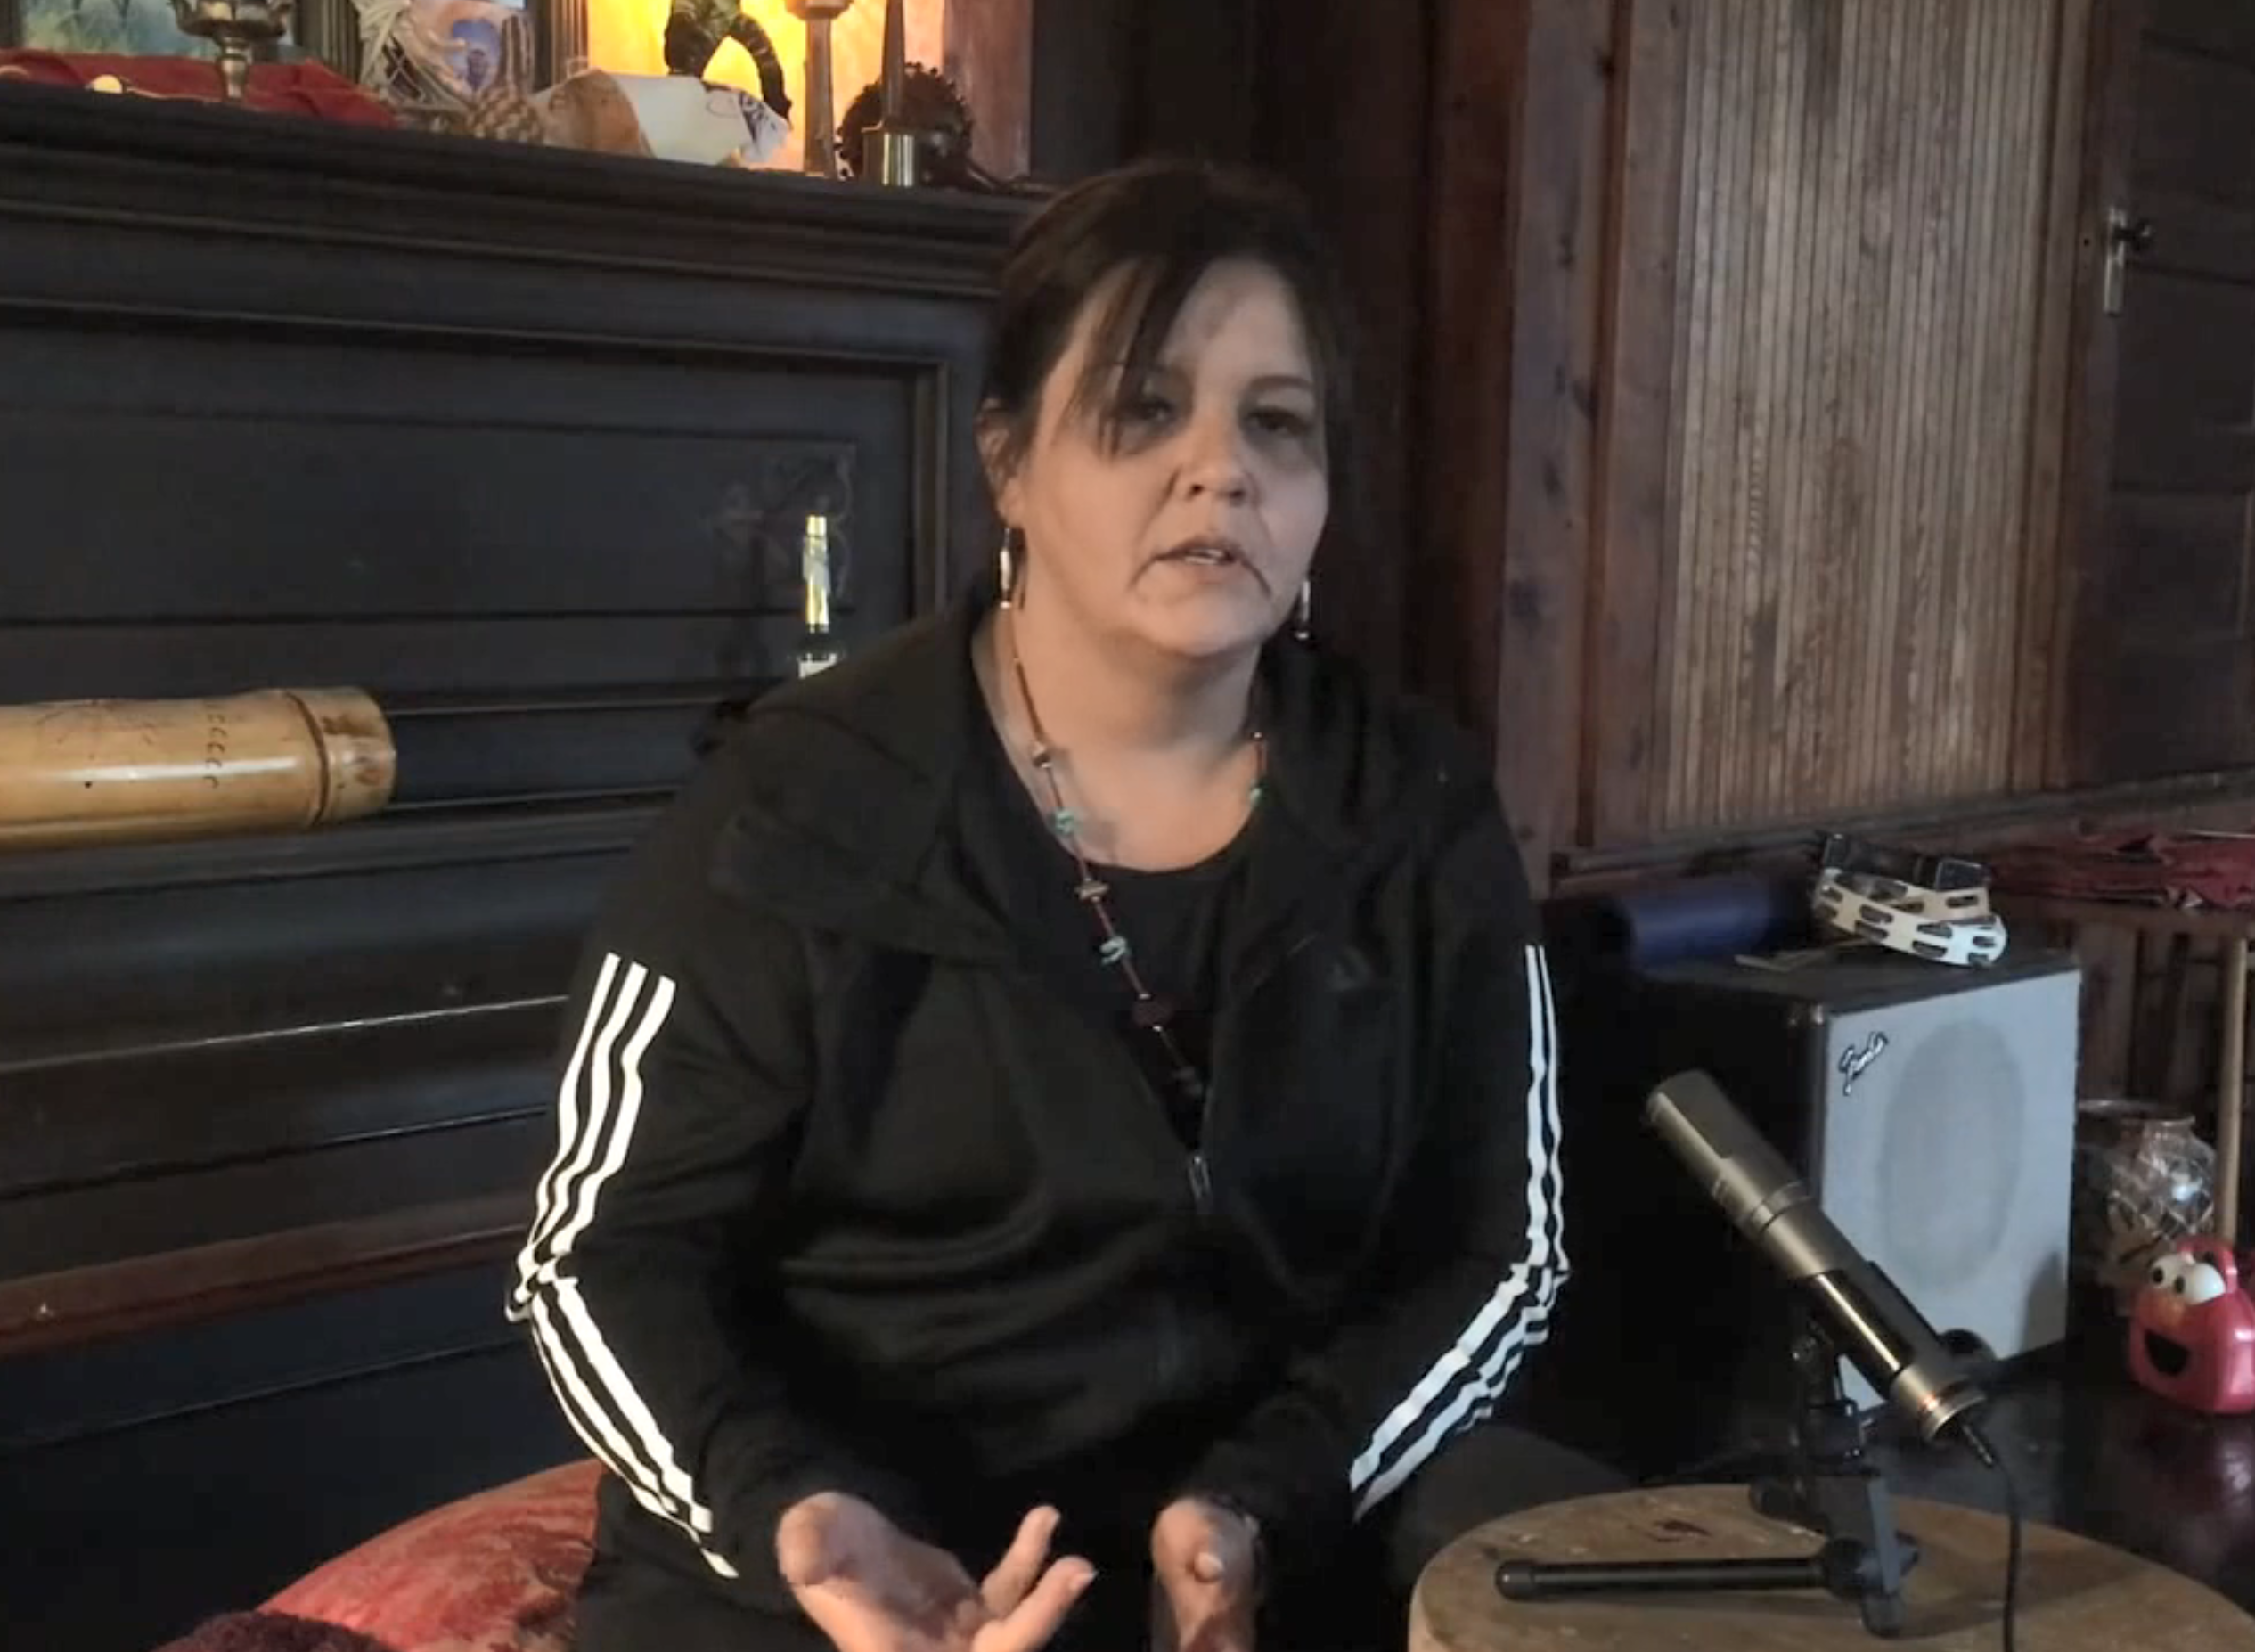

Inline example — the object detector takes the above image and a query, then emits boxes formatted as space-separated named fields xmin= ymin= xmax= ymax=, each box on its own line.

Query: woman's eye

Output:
xmin=1123 ymin=395 xmax=1176 ymax=427
xmin=1250 ymin=407 xmax=1316 ymax=442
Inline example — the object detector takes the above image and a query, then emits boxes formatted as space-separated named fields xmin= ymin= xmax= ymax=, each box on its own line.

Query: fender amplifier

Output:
xmin=1516 ymin=943 xmax=2080 ymax=1481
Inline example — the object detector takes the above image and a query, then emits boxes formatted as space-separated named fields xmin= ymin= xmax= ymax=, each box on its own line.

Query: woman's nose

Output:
xmin=1181 ymin=423 xmax=1254 ymax=502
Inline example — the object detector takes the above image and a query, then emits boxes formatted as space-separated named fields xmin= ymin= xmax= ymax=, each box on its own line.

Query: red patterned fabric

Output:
xmin=1988 ymin=830 xmax=2255 ymax=912
xmin=0 ymin=50 xmax=396 ymax=125
xmin=261 ymin=1459 xmax=601 ymax=1652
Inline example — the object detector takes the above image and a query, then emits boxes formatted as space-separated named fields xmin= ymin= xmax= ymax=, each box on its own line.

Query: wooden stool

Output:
xmin=1408 ymin=1483 xmax=2255 ymax=1651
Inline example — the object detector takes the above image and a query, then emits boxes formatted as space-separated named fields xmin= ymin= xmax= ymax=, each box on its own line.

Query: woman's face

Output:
xmin=993 ymin=258 xmax=1330 ymax=668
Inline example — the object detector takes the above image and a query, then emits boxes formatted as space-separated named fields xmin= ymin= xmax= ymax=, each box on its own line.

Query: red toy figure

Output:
xmin=2127 ymin=1238 xmax=2255 ymax=1414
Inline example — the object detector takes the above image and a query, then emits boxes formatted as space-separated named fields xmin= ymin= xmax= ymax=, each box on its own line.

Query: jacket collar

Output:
xmin=707 ymin=574 xmax=1456 ymax=969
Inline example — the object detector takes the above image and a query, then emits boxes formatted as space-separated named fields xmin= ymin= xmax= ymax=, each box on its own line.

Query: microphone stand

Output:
xmin=1495 ymin=1307 xmax=1920 ymax=1638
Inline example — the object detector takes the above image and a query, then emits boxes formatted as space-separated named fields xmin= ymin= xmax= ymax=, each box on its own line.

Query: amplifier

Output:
xmin=1514 ymin=943 xmax=2080 ymax=1481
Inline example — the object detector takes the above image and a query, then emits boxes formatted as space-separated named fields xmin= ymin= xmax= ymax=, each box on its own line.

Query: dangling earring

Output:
xmin=997 ymin=527 xmax=1024 ymax=609
xmin=1292 ymin=578 xmax=1312 ymax=642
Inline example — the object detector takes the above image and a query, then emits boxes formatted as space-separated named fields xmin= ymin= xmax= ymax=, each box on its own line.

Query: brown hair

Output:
xmin=977 ymin=157 xmax=1359 ymax=512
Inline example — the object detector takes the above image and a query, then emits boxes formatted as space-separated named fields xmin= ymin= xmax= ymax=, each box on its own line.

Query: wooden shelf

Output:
xmin=0 ymin=79 xmax=1034 ymax=299
xmin=0 ymin=1192 xmax=527 ymax=1357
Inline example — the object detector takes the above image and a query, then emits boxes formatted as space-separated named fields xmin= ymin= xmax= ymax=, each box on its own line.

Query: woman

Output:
xmin=509 ymin=158 xmax=1603 ymax=1652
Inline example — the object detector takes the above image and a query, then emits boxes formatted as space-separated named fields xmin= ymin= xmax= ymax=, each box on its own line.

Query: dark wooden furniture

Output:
xmin=0 ymin=82 xmax=1028 ymax=1648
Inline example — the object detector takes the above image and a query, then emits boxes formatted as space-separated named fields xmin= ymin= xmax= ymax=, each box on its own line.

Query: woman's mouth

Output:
xmin=1155 ymin=538 xmax=1254 ymax=576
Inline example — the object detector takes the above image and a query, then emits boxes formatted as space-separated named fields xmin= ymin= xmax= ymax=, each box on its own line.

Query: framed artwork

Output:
xmin=2 ymin=0 xmax=217 ymax=57
xmin=396 ymin=0 xmax=529 ymax=94
xmin=344 ymin=0 xmax=581 ymax=104
xmin=0 ymin=0 xmax=577 ymax=102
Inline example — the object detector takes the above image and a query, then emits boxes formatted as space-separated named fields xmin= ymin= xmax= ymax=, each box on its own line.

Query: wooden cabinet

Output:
xmin=0 ymin=84 xmax=1026 ymax=1350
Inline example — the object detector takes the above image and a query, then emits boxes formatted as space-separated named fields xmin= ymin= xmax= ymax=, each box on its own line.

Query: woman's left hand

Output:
xmin=1149 ymin=1497 xmax=1259 ymax=1652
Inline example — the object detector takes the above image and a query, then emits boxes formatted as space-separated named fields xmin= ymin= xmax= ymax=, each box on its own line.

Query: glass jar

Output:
xmin=2073 ymin=1098 xmax=2218 ymax=1310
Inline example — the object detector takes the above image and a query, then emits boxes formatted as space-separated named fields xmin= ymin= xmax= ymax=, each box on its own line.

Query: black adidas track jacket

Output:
xmin=507 ymin=580 xmax=1567 ymax=1615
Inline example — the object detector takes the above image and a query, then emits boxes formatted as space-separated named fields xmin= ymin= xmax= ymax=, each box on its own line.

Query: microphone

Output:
xmin=1644 ymin=1069 xmax=1990 ymax=1448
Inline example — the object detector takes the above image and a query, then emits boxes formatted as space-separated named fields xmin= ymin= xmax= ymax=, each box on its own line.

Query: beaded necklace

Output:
xmin=1000 ymin=609 xmax=1266 ymax=1116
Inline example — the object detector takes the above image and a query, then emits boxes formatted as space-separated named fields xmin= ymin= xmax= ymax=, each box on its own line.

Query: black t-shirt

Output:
xmin=966 ymin=680 xmax=1256 ymax=1149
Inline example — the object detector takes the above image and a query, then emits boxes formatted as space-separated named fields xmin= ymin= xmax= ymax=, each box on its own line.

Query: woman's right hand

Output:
xmin=776 ymin=1493 xmax=1096 ymax=1652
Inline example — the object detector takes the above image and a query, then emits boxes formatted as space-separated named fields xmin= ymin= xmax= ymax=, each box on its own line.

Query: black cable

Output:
xmin=1957 ymin=1419 xmax=2021 ymax=1652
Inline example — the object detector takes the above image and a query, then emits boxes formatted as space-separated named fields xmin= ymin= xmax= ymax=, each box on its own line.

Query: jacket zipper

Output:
xmin=1181 ymin=929 xmax=1320 ymax=1219
xmin=1184 ymin=924 xmax=1335 ymax=1218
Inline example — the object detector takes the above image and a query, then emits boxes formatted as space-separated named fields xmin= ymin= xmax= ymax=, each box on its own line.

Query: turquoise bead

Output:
xmin=1099 ymin=935 xmax=1132 ymax=966
xmin=1051 ymin=807 xmax=1079 ymax=837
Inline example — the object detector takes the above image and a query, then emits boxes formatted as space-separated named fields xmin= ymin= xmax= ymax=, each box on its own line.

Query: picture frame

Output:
xmin=1 ymin=0 xmax=220 ymax=60
xmin=298 ymin=0 xmax=582 ymax=100
xmin=0 ymin=0 xmax=580 ymax=103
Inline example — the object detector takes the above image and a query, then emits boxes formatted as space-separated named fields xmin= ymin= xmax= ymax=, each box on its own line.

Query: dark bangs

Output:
xmin=978 ymin=159 xmax=1358 ymax=488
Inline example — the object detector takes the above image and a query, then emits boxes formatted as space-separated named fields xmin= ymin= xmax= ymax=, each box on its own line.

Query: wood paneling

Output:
xmin=1399 ymin=0 xmax=1620 ymax=877
xmin=1272 ymin=1 xmax=2112 ymax=884
xmin=2065 ymin=0 xmax=2255 ymax=782
xmin=1586 ymin=0 xmax=1692 ymax=846
xmin=1644 ymin=0 xmax=2069 ymax=834
xmin=1419 ymin=0 xmax=1532 ymax=826
xmin=1248 ymin=0 xmax=2255 ymax=889
xmin=1028 ymin=0 xmax=1129 ymax=180
xmin=2012 ymin=0 xmax=2098 ymax=796
xmin=947 ymin=0 xmax=1034 ymax=177
xmin=1246 ymin=0 xmax=1430 ymax=690
xmin=0 ymin=1196 xmax=528 ymax=1354
xmin=1487 ymin=0 xmax=1614 ymax=871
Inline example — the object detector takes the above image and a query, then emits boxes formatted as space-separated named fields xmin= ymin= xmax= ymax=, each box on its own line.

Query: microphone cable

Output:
xmin=1955 ymin=1418 xmax=2022 ymax=1652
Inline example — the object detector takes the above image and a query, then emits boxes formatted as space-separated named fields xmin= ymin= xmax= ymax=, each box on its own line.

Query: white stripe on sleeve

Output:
xmin=511 ymin=952 xmax=623 ymax=1313
xmin=507 ymin=953 xmax=739 ymax=1579
xmin=1347 ymin=943 xmax=1566 ymax=1515
xmin=511 ymin=954 xmax=649 ymax=1314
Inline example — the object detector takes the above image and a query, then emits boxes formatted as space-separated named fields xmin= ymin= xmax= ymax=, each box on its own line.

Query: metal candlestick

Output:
xmin=169 ymin=0 xmax=293 ymax=102
xmin=859 ymin=0 xmax=919 ymax=186
xmin=784 ymin=0 xmax=854 ymax=178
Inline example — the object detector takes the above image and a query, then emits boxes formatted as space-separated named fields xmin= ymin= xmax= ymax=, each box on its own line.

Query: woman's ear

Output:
xmin=975 ymin=401 xmax=1025 ymax=523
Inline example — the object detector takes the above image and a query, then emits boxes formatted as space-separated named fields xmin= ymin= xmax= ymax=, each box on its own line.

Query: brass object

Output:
xmin=797 ymin=514 xmax=841 ymax=677
xmin=858 ymin=0 xmax=920 ymax=188
xmin=2103 ymin=204 xmax=2156 ymax=317
xmin=783 ymin=0 xmax=854 ymax=179
xmin=0 ymin=687 xmax=396 ymax=853
xmin=169 ymin=0 xmax=294 ymax=103
xmin=862 ymin=127 xmax=919 ymax=187
xmin=840 ymin=62 xmax=986 ymax=190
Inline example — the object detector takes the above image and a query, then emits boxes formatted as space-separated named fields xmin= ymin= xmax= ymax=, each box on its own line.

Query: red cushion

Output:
xmin=263 ymin=1459 xmax=602 ymax=1652
xmin=0 ymin=50 xmax=397 ymax=125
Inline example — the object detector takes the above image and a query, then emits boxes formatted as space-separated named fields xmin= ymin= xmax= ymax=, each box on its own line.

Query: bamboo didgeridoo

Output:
xmin=0 ymin=688 xmax=396 ymax=852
